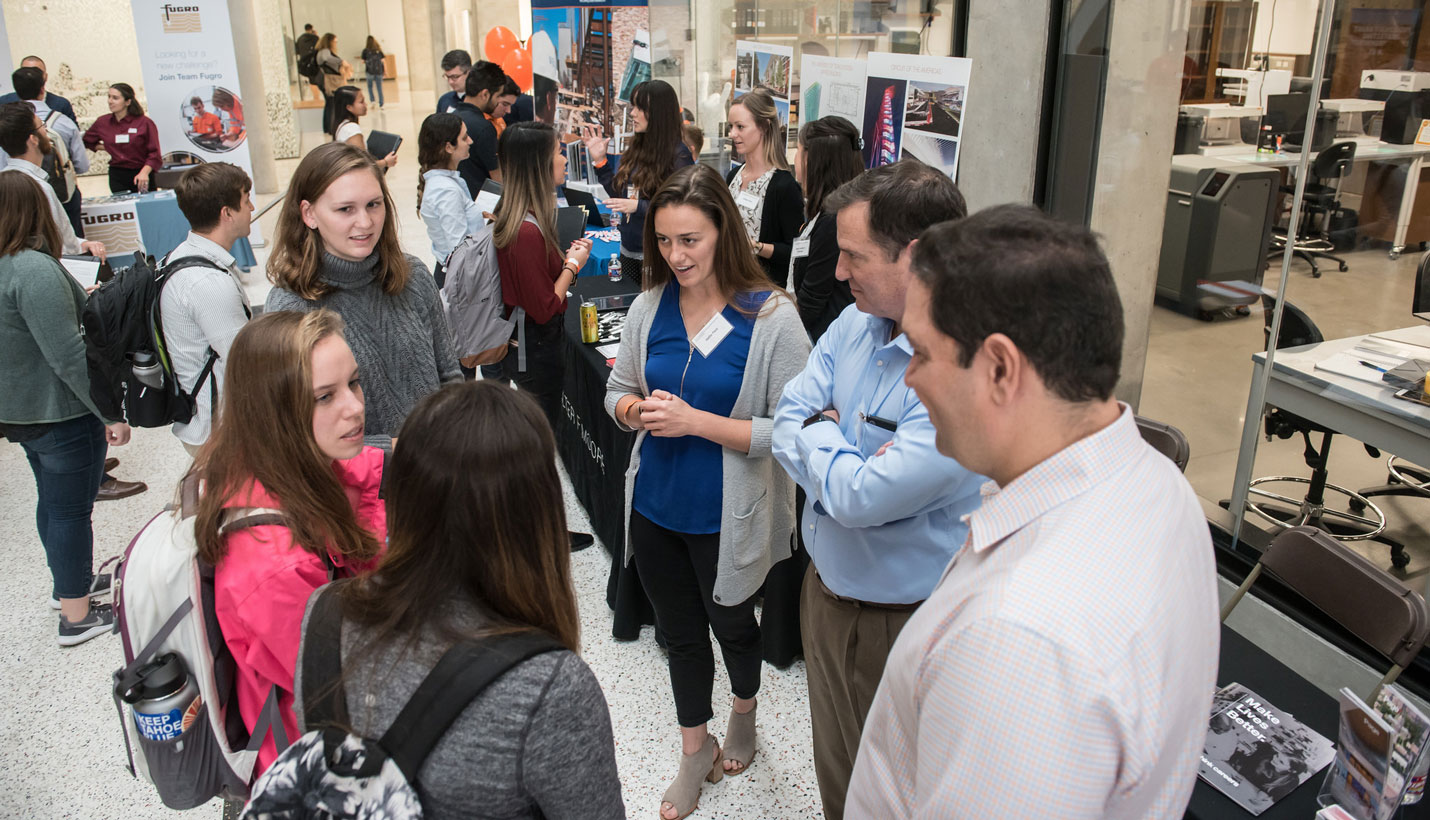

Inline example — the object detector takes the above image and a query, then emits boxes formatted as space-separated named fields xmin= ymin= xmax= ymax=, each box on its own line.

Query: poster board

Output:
xmin=531 ymin=0 xmax=649 ymax=139
xmin=799 ymin=55 xmax=867 ymax=133
xmin=130 ymin=0 xmax=261 ymax=242
xmin=735 ymin=40 xmax=793 ymax=126
xmin=864 ymin=52 xmax=970 ymax=180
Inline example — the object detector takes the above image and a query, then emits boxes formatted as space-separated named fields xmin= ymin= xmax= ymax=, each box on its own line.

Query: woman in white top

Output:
xmin=330 ymin=86 xmax=396 ymax=170
xmin=724 ymin=87 xmax=803 ymax=286
xmin=416 ymin=113 xmax=483 ymax=288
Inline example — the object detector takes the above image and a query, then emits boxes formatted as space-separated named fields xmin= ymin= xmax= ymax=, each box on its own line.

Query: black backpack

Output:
xmin=81 ymin=252 xmax=238 ymax=427
xmin=241 ymin=584 xmax=562 ymax=819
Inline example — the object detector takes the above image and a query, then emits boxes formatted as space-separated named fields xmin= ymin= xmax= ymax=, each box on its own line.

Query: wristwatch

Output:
xmin=802 ymin=411 xmax=835 ymax=429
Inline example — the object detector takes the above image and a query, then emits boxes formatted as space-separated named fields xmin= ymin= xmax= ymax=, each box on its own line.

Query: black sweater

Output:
xmin=791 ymin=212 xmax=853 ymax=342
xmin=725 ymin=165 xmax=804 ymax=285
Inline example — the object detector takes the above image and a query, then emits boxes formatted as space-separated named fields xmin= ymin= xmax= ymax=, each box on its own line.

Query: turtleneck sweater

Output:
xmin=265 ymin=252 xmax=460 ymax=448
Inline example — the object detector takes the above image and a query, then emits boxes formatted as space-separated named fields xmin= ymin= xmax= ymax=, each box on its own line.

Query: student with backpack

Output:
xmin=192 ymin=308 xmax=387 ymax=779
xmin=0 ymin=103 xmax=104 ymax=258
xmin=244 ymin=381 xmax=626 ymax=819
xmin=493 ymin=122 xmax=591 ymax=426
xmin=362 ymin=36 xmax=386 ymax=109
xmin=161 ymin=162 xmax=255 ymax=457
xmin=9 ymin=66 xmax=88 ymax=236
xmin=0 ymin=172 xmax=131 ymax=646
xmin=416 ymin=113 xmax=480 ymax=288
xmin=266 ymin=142 xmax=461 ymax=450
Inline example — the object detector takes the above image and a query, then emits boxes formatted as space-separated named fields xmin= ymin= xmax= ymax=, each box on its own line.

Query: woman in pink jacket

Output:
xmin=191 ymin=308 xmax=387 ymax=777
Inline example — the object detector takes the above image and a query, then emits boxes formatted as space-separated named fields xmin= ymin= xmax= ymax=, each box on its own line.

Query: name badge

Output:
xmin=691 ymin=311 xmax=734 ymax=358
xmin=114 ymin=133 xmax=130 ymax=143
xmin=792 ymin=238 xmax=811 ymax=259
xmin=736 ymin=191 xmax=759 ymax=210
xmin=128 ymin=127 xmax=139 ymax=134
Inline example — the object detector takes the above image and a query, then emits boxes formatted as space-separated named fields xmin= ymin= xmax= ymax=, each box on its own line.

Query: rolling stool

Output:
xmin=1269 ymin=141 xmax=1356 ymax=278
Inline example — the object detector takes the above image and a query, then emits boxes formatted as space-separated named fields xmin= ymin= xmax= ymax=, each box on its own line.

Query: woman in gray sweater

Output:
xmin=266 ymin=142 xmax=460 ymax=450
xmin=0 ymin=173 xmax=131 ymax=646
xmin=605 ymin=164 xmax=811 ymax=820
xmin=295 ymin=381 xmax=625 ymax=819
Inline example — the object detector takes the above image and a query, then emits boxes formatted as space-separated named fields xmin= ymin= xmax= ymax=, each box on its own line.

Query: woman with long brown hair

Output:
xmin=416 ymin=112 xmax=478 ymax=287
xmin=493 ymin=122 xmax=591 ymax=423
xmin=581 ymin=79 xmax=693 ymax=281
xmin=0 ymin=172 xmax=131 ymax=647
xmin=791 ymin=116 xmax=862 ymax=341
xmin=292 ymin=381 xmax=626 ymax=818
xmin=193 ymin=309 xmax=387 ymax=778
xmin=725 ymin=87 xmax=803 ymax=285
xmin=82 ymin=83 xmax=162 ymax=193
xmin=266 ymin=141 xmax=460 ymax=450
xmin=604 ymin=163 xmax=810 ymax=819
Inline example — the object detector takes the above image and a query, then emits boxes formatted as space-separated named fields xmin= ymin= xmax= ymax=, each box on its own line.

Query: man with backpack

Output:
xmin=295 ymin=24 xmax=321 ymax=101
xmin=0 ymin=103 xmax=103 ymax=259
xmin=161 ymin=162 xmax=255 ymax=457
xmin=7 ymin=67 xmax=87 ymax=235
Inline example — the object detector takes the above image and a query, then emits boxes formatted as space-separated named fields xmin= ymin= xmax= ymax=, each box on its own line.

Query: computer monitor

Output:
xmin=1262 ymin=92 xmax=1310 ymax=147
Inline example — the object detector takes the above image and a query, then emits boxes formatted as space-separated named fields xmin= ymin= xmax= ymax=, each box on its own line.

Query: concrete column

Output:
xmin=402 ymin=0 xmax=443 ymax=96
xmin=1088 ymin=0 xmax=1190 ymax=407
xmin=957 ymin=0 xmax=1054 ymax=210
xmin=248 ymin=0 xmax=301 ymax=163
xmin=228 ymin=0 xmax=278 ymax=192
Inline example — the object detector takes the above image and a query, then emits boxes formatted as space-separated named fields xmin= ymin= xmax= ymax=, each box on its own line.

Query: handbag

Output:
xmin=323 ymin=73 xmax=345 ymax=94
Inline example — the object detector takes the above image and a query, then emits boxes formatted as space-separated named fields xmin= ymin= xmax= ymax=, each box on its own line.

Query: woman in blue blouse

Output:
xmin=605 ymin=164 xmax=810 ymax=820
xmin=416 ymin=113 xmax=481 ymax=288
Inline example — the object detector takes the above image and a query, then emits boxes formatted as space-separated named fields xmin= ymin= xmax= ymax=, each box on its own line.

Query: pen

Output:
xmin=1359 ymin=360 xmax=1389 ymax=373
xmin=860 ymin=412 xmax=898 ymax=432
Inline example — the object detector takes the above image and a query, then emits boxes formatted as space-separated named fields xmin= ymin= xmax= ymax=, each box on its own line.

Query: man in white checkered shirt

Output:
xmin=846 ymin=204 xmax=1220 ymax=819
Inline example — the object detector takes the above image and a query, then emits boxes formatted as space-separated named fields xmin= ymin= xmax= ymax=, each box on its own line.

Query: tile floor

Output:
xmin=4 ymin=78 xmax=1428 ymax=817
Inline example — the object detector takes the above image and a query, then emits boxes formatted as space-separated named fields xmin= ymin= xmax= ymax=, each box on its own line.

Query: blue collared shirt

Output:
xmin=772 ymin=305 xmax=986 ymax=604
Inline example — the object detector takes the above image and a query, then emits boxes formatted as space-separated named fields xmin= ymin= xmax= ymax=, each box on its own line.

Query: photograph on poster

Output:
xmin=901 ymin=131 xmax=958 ymax=171
xmin=903 ymin=80 xmax=963 ymax=139
xmin=735 ymin=40 xmax=794 ymax=100
xmin=862 ymin=78 xmax=906 ymax=168
xmin=181 ymin=85 xmax=246 ymax=152
xmin=532 ymin=1 xmax=649 ymax=138
xmin=617 ymin=29 xmax=651 ymax=104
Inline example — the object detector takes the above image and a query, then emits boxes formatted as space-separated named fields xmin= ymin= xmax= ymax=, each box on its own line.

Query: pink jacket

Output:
xmin=213 ymin=446 xmax=387 ymax=776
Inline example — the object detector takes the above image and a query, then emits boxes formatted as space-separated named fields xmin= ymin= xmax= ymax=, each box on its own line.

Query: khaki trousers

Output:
xmin=800 ymin=564 xmax=917 ymax=820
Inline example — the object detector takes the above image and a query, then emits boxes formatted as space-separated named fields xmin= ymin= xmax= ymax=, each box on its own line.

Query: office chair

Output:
xmin=1243 ymin=295 xmax=1409 ymax=566
xmin=1270 ymin=141 xmax=1356 ymax=278
xmin=1135 ymin=416 xmax=1190 ymax=473
xmin=1352 ymin=250 xmax=1430 ymax=512
xmin=1220 ymin=526 xmax=1430 ymax=701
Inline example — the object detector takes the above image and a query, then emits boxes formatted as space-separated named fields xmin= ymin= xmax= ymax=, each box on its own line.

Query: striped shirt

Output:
xmin=847 ymin=405 xmax=1220 ymax=819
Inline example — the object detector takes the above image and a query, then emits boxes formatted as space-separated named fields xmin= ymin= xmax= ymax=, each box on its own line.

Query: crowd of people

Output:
xmin=0 ymin=47 xmax=1222 ymax=820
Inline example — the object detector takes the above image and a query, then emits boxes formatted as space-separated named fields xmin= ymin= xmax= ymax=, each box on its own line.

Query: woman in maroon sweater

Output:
xmin=493 ymin=122 xmax=591 ymax=427
xmin=82 ymin=83 xmax=161 ymax=193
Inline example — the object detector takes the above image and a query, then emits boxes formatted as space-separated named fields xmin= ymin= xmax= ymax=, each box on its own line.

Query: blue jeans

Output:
xmin=366 ymin=73 xmax=384 ymax=107
xmin=20 ymin=415 xmax=106 ymax=599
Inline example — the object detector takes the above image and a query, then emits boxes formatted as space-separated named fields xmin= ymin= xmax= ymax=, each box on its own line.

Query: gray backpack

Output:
xmin=440 ymin=218 xmax=533 ymax=372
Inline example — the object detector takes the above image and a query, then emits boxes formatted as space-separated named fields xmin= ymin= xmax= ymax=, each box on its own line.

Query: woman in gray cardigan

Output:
xmin=605 ymin=164 xmax=810 ymax=820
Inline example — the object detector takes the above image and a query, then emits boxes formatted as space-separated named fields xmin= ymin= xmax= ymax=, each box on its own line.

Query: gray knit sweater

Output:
xmin=265 ymin=253 xmax=461 ymax=448
xmin=295 ymin=594 xmax=626 ymax=819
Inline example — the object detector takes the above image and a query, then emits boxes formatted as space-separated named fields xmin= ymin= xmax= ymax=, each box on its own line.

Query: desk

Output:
xmin=1228 ymin=330 xmax=1430 ymax=583
xmin=1214 ymin=143 xmax=1430 ymax=259
xmin=558 ymin=276 xmax=807 ymax=666
xmin=80 ymin=191 xmax=258 ymax=269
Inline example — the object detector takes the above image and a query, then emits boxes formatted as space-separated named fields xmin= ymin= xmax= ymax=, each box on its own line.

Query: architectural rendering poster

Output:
xmin=863 ymin=52 xmax=970 ymax=180
xmin=799 ymin=55 xmax=867 ymax=136
xmin=531 ymin=0 xmax=649 ymax=139
xmin=734 ymin=40 xmax=793 ymax=127
xmin=131 ymin=0 xmax=260 ymax=241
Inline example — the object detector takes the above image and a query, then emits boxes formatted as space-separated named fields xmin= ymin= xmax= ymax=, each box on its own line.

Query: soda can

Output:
xmin=580 ymin=301 xmax=599 ymax=344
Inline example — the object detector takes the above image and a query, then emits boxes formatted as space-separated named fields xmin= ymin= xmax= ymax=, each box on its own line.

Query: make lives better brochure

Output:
xmin=1199 ymin=683 xmax=1337 ymax=815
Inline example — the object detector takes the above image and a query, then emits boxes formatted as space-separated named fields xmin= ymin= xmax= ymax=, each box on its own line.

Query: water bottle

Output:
xmin=127 ymin=653 xmax=201 ymax=742
xmin=130 ymin=350 xmax=164 ymax=389
xmin=609 ymin=253 xmax=622 ymax=282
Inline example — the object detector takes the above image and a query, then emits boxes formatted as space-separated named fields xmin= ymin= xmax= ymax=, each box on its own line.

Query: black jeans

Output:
xmin=501 ymin=314 xmax=565 ymax=431
xmin=630 ymin=509 xmax=762 ymax=728
xmin=108 ymin=165 xmax=141 ymax=194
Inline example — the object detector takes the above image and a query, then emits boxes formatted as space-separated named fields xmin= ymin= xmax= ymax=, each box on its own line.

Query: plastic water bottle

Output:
xmin=127 ymin=653 xmax=201 ymax=741
xmin=609 ymin=253 xmax=622 ymax=282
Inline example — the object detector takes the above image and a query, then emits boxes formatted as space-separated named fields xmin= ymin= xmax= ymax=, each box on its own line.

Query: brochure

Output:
xmin=1323 ymin=688 xmax=1394 ymax=820
xmin=1198 ymin=683 xmax=1337 ymax=815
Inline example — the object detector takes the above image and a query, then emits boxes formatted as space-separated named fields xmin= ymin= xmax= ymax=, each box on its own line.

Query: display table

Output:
xmin=559 ymin=276 xmax=807 ymax=667
xmin=80 ymin=191 xmax=258 ymax=269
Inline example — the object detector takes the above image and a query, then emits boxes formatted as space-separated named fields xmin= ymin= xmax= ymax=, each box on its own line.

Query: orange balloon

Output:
xmin=484 ymin=26 xmax=519 ymax=63
xmin=501 ymin=45 xmax=533 ymax=93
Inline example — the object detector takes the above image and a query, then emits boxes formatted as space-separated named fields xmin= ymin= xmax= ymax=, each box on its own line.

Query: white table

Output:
xmin=1228 ymin=329 xmax=1430 ymax=578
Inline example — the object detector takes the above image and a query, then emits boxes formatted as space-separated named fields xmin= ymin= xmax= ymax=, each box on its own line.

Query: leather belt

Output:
xmin=812 ymin=567 xmax=923 ymax=613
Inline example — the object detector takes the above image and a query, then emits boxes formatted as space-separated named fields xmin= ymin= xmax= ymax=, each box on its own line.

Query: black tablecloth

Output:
xmin=1186 ymin=626 xmax=1429 ymax=819
xmin=558 ymin=276 xmax=807 ymax=668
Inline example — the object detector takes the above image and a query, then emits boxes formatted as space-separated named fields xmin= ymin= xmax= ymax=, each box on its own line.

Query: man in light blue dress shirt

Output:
xmin=771 ymin=159 xmax=986 ymax=820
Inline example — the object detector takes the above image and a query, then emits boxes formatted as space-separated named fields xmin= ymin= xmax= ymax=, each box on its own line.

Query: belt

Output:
xmin=812 ymin=567 xmax=923 ymax=613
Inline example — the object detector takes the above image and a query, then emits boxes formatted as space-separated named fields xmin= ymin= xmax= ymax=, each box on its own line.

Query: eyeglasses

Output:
xmin=443 ymin=70 xmax=467 ymax=81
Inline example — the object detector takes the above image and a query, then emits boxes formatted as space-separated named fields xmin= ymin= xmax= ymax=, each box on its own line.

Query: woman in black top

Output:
xmin=791 ymin=116 xmax=863 ymax=342
xmin=724 ymin=87 xmax=803 ymax=285
xmin=583 ymin=80 xmax=693 ymax=283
